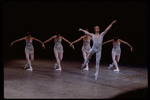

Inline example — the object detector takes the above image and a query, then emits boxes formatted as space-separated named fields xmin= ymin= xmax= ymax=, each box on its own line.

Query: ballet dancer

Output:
xmin=42 ymin=31 xmax=74 ymax=71
xmin=71 ymin=29 xmax=93 ymax=70
xmin=10 ymin=32 xmax=45 ymax=71
xmin=102 ymin=36 xmax=133 ymax=72
xmin=78 ymin=19 xmax=117 ymax=80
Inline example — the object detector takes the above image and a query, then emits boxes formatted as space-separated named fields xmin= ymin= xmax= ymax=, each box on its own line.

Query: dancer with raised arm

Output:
xmin=102 ymin=36 xmax=133 ymax=72
xmin=10 ymin=32 xmax=45 ymax=71
xmin=42 ymin=31 xmax=74 ymax=71
xmin=71 ymin=29 xmax=93 ymax=70
xmin=79 ymin=19 xmax=117 ymax=80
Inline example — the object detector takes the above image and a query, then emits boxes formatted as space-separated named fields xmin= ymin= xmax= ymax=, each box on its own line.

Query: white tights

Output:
xmin=54 ymin=51 xmax=63 ymax=70
xmin=82 ymin=49 xmax=101 ymax=80
xmin=82 ymin=50 xmax=89 ymax=69
xmin=111 ymin=53 xmax=120 ymax=70
xmin=25 ymin=52 xmax=34 ymax=68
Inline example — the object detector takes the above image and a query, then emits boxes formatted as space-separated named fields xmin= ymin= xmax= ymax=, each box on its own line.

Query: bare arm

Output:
xmin=10 ymin=37 xmax=26 ymax=46
xmin=32 ymin=37 xmax=43 ymax=44
xmin=102 ymin=39 xmax=114 ymax=45
xmin=43 ymin=36 xmax=55 ymax=44
xmin=32 ymin=37 xmax=45 ymax=49
xmin=103 ymin=19 xmax=117 ymax=35
xmin=78 ymin=28 xmax=93 ymax=37
xmin=120 ymin=39 xmax=133 ymax=51
xmin=61 ymin=36 xmax=72 ymax=45
xmin=61 ymin=36 xmax=75 ymax=50
xmin=71 ymin=36 xmax=84 ymax=44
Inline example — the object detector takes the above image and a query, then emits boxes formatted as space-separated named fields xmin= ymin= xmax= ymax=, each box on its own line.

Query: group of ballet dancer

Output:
xmin=10 ymin=19 xmax=133 ymax=80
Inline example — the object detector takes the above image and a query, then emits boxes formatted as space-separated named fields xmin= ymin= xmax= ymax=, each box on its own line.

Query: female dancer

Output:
xmin=10 ymin=32 xmax=45 ymax=71
xmin=42 ymin=31 xmax=74 ymax=71
xmin=71 ymin=29 xmax=93 ymax=70
xmin=78 ymin=19 xmax=117 ymax=80
xmin=102 ymin=36 xmax=133 ymax=72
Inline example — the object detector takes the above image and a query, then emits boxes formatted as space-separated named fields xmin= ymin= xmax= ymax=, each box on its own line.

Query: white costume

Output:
xmin=24 ymin=38 xmax=34 ymax=71
xmin=82 ymin=37 xmax=91 ymax=53
xmin=109 ymin=42 xmax=121 ymax=71
xmin=54 ymin=37 xmax=63 ymax=53
xmin=25 ymin=39 xmax=34 ymax=54
xmin=81 ymin=37 xmax=91 ymax=70
xmin=53 ymin=37 xmax=63 ymax=70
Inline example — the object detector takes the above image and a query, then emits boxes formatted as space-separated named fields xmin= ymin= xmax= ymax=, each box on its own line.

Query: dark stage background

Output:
xmin=2 ymin=1 xmax=148 ymax=67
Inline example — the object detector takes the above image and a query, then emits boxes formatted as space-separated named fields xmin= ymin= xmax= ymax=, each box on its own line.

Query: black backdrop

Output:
xmin=2 ymin=1 xmax=148 ymax=66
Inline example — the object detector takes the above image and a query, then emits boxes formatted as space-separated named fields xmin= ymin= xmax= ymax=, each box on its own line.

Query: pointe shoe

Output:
xmin=27 ymin=67 xmax=33 ymax=71
xmin=113 ymin=69 xmax=119 ymax=72
xmin=55 ymin=68 xmax=62 ymax=71
xmin=24 ymin=64 xmax=28 ymax=69
xmin=54 ymin=63 xmax=58 ymax=69
xmin=83 ymin=67 xmax=89 ymax=70
xmin=108 ymin=64 xmax=113 ymax=69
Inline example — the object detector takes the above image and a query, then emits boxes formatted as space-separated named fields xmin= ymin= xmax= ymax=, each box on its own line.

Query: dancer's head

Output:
xmin=56 ymin=31 xmax=60 ymax=37
xmin=114 ymin=36 xmax=118 ymax=41
xmin=27 ymin=32 xmax=31 ymax=37
xmin=94 ymin=26 xmax=100 ymax=33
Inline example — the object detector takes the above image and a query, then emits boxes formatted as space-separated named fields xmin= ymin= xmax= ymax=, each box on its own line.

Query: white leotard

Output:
xmin=82 ymin=37 xmax=91 ymax=53
xmin=112 ymin=42 xmax=121 ymax=55
xmin=25 ymin=38 xmax=34 ymax=54
xmin=54 ymin=37 xmax=63 ymax=52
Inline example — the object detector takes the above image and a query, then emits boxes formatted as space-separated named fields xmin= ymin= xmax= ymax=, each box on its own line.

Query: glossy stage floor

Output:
xmin=4 ymin=59 xmax=148 ymax=99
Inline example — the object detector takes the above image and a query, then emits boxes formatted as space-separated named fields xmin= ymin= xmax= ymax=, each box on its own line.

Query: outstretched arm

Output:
xmin=71 ymin=36 xmax=84 ymax=44
xmin=120 ymin=39 xmax=133 ymax=51
xmin=10 ymin=37 xmax=26 ymax=46
xmin=61 ymin=36 xmax=72 ymax=44
xmin=32 ymin=37 xmax=45 ymax=49
xmin=102 ymin=39 xmax=114 ymax=45
xmin=78 ymin=28 xmax=93 ymax=37
xmin=43 ymin=36 xmax=55 ymax=44
xmin=103 ymin=19 xmax=117 ymax=35
xmin=61 ymin=36 xmax=75 ymax=50
xmin=32 ymin=37 xmax=43 ymax=44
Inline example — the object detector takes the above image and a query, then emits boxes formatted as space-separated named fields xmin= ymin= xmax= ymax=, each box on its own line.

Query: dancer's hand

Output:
xmin=78 ymin=28 xmax=82 ymax=31
xmin=10 ymin=42 xmax=13 ymax=47
xmin=41 ymin=43 xmax=45 ymax=49
xmin=70 ymin=44 xmax=75 ymax=50
xmin=113 ymin=19 xmax=117 ymax=23
xmin=70 ymin=43 xmax=73 ymax=47
xmin=130 ymin=47 xmax=133 ymax=52
xmin=72 ymin=45 xmax=75 ymax=50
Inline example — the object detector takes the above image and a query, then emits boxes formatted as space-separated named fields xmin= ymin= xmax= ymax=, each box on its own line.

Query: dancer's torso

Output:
xmin=54 ymin=36 xmax=63 ymax=52
xmin=82 ymin=37 xmax=91 ymax=52
xmin=25 ymin=37 xmax=34 ymax=53
xmin=112 ymin=42 xmax=121 ymax=55
xmin=91 ymin=32 xmax=105 ymax=52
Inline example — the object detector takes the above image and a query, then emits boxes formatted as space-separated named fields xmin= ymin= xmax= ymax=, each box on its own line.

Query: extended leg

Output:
xmin=95 ymin=51 xmax=101 ymax=80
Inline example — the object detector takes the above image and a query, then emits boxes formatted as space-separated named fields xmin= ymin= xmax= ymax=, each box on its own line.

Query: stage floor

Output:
xmin=4 ymin=59 xmax=148 ymax=99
